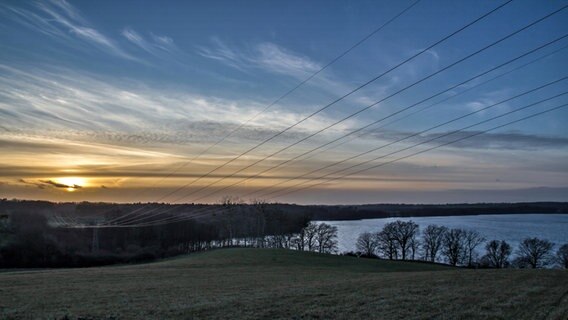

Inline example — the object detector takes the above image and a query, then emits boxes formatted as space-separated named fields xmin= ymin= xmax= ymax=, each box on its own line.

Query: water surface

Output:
xmin=319 ymin=213 xmax=568 ymax=254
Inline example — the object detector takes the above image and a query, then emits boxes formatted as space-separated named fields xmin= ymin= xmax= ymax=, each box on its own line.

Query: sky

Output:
xmin=0 ymin=0 xmax=567 ymax=205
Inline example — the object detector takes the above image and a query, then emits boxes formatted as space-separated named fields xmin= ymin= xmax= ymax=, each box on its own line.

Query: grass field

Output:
xmin=1 ymin=248 xmax=567 ymax=319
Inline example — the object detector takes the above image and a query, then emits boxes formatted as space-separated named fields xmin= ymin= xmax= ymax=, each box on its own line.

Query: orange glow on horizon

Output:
xmin=53 ymin=177 xmax=88 ymax=192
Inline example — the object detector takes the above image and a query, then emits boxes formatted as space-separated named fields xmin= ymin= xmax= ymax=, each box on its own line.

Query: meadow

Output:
xmin=1 ymin=248 xmax=567 ymax=319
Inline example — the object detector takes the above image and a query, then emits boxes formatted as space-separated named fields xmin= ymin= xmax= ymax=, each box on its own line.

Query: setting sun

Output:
xmin=53 ymin=177 xmax=87 ymax=192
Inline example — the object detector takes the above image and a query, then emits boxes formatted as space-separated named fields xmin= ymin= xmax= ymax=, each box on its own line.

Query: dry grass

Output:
xmin=0 ymin=248 xmax=567 ymax=319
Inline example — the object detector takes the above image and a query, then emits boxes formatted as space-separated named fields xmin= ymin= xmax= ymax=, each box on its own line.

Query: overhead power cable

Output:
xmin=149 ymin=0 xmax=515 ymax=204
xmin=109 ymin=1 xmax=564 ymax=226
xmin=263 ymin=95 xmax=568 ymax=201
xmin=108 ymin=38 xmax=568 ymax=227
xmin=164 ymin=2 xmax=561 ymax=204
xmin=107 ymin=82 xmax=567 ymax=227
xmin=295 ymin=44 xmax=568 ymax=165
xmin=101 ymin=0 xmax=422 ymax=224
xmin=103 ymin=100 xmax=568 ymax=228
xmin=104 ymin=1 xmax=567 ymax=226
xmin=188 ymin=34 xmax=568 ymax=202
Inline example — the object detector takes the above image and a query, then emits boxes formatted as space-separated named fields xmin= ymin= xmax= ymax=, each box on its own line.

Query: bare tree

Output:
xmin=464 ymin=230 xmax=486 ymax=267
xmin=483 ymin=240 xmax=511 ymax=268
xmin=409 ymin=236 xmax=419 ymax=260
xmin=355 ymin=232 xmax=377 ymax=257
xmin=517 ymin=237 xmax=554 ymax=269
xmin=422 ymin=225 xmax=448 ymax=262
xmin=555 ymin=243 xmax=568 ymax=269
xmin=375 ymin=226 xmax=397 ymax=260
xmin=315 ymin=223 xmax=338 ymax=254
xmin=387 ymin=220 xmax=419 ymax=260
xmin=299 ymin=222 xmax=318 ymax=252
xmin=442 ymin=228 xmax=466 ymax=266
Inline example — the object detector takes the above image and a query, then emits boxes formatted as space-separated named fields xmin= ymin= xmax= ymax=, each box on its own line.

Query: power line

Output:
xmin=286 ymin=44 xmax=568 ymax=166
xmin=106 ymin=98 xmax=568 ymax=228
xmin=161 ymin=81 xmax=568 ymax=224
xmin=109 ymin=0 xmax=560 ymax=225
xmin=189 ymin=0 xmax=423 ymax=158
xmin=189 ymin=34 xmax=568 ymax=202
xmin=173 ymin=2 xmax=563 ymax=203
xmin=103 ymin=1 xmax=564 ymax=226
xmin=108 ymin=82 xmax=567 ymax=227
xmin=116 ymin=41 xmax=568 ymax=226
xmin=154 ymin=0 xmax=514 ymax=204
xmin=102 ymin=0 xmax=422 ymax=224
xmin=263 ymin=95 xmax=568 ymax=201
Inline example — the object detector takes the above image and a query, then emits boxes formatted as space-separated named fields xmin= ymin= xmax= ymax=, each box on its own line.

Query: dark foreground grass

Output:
xmin=1 ymin=248 xmax=567 ymax=319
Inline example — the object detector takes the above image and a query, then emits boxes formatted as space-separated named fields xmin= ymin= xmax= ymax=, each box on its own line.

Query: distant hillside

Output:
xmin=307 ymin=202 xmax=568 ymax=220
xmin=1 ymin=198 xmax=567 ymax=222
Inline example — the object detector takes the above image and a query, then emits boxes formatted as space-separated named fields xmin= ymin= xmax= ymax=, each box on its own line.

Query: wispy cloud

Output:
xmin=463 ymin=88 xmax=514 ymax=113
xmin=196 ymin=37 xmax=252 ymax=71
xmin=41 ymin=179 xmax=82 ymax=189
xmin=1 ymin=5 xmax=70 ymax=42
xmin=18 ymin=179 xmax=47 ymax=189
xmin=0 ymin=64 xmax=353 ymax=154
xmin=0 ymin=0 xmax=176 ymax=64
xmin=121 ymin=27 xmax=185 ymax=64
xmin=19 ymin=178 xmax=81 ymax=190
xmin=197 ymin=38 xmax=322 ymax=78
xmin=37 ymin=0 xmax=138 ymax=61
xmin=254 ymin=42 xmax=321 ymax=78
xmin=390 ymin=47 xmax=441 ymax=83
xmin=433 ymin=130 xmax=568 ymax=150
xmin=197 ymin=38 xmax=401 ymax=105
xmin=364 ymin=128 xmax=568 ymax=151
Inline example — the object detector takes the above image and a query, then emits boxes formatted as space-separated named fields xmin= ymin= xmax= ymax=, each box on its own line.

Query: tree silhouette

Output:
xmin=516 ymin=237 xmax=554 ymax=269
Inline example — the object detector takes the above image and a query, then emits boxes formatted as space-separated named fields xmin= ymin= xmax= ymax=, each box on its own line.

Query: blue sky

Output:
xmin=0 ymin=0 xmax=567 ymax=204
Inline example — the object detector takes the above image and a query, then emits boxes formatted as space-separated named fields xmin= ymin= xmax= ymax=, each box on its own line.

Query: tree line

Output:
xmin=0 ymin=199 xmax=320 ymax=268
xmin=1 ymin=202 xmax=566 ymax=269
xmin=2 ymin=199 xmax=568 ymax=223
xmin=354 ymin=220 xmax=568 ymax=269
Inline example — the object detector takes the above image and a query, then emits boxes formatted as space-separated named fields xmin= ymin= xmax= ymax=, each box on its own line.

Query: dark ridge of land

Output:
xmin=308 ymin=201 xmax=568 ymax=220
xmin=1 ymin=198 xmax=567 ymax=222
xmin=1 ymin=248 xmax=567 ymax=319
